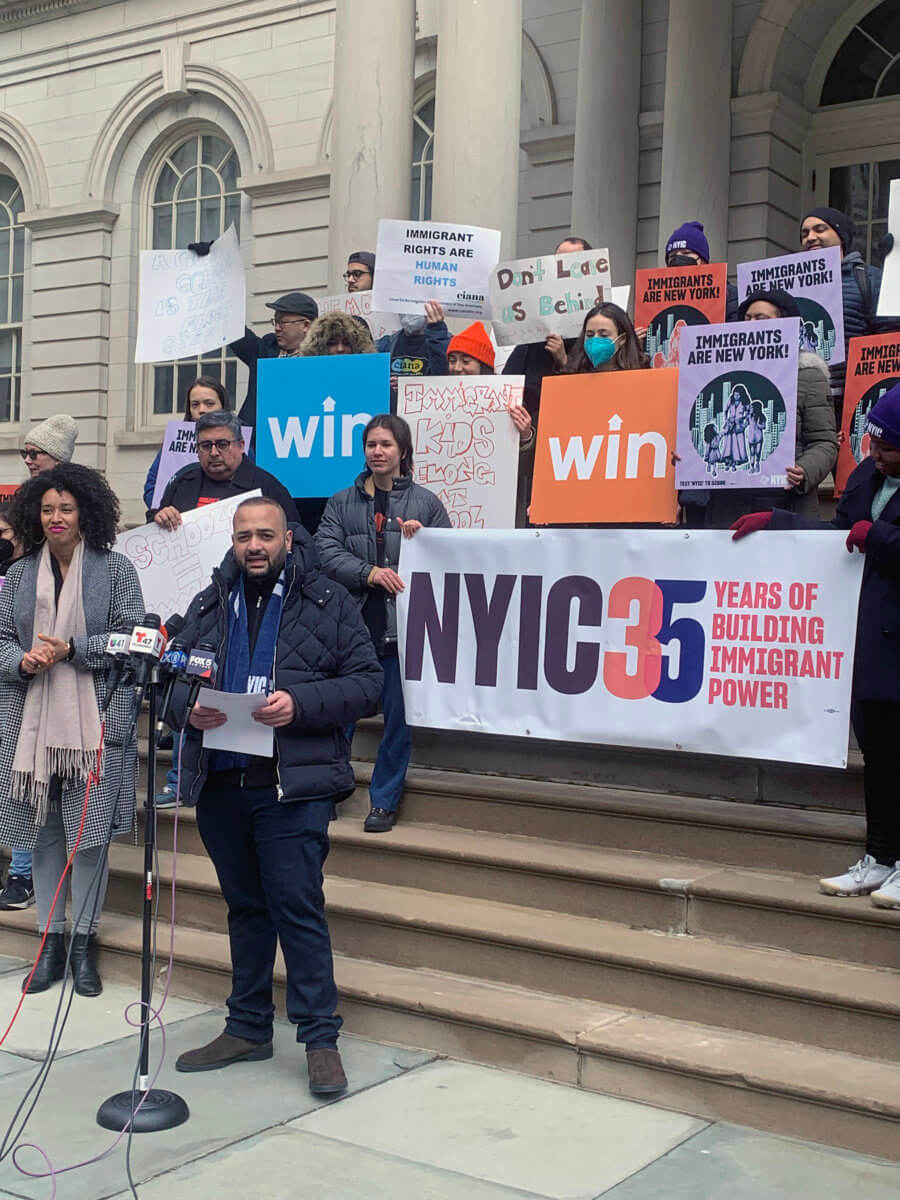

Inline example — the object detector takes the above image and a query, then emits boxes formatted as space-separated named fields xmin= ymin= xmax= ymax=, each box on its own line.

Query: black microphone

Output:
xmin=101 ymin=623 xmax=136 ymax=713
xmin=129 ymin=614 xmax=166 ymax=704
xmin=156 ymin=638 xmax=190 ymax=731
xmin=182 ymin=642 xmax=218 ymax=719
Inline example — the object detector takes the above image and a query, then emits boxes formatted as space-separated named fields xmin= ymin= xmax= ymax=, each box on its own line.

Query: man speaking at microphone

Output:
xmin=172 ymin=497 xmax=382 ymax=1094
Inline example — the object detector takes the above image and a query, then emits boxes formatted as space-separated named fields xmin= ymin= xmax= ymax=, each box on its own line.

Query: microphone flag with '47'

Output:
xmin=129 ymin=614 xmax=166 ymax=704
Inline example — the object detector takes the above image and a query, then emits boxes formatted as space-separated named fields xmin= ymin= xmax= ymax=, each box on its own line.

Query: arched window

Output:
xmin=411 ymin=96 xmax=435 ymax=222
xmin=821 ymin=1 xmax=900 ymax=106
xmin=0 ymin=173 xmax=23 ymax=425
xmin=148 ymin=133 xmax=241 ymax=419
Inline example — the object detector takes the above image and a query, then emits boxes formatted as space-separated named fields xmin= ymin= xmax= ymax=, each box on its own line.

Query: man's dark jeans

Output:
xmin=196 ymin=778 xmax=342 ymax=1048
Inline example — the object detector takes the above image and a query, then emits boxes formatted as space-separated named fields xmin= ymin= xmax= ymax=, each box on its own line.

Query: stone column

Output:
xmin=17 ymin=202 xmax=119 ymax=472
xmin=431 ymin=0 xmax=523 ymax=257
xmin=328 ymin=0 xmax=416 ymax=292
xmin=571 ymin=0 xmax=641 ymax=283
xmin=657 ymin=0 xmax=733 ymax=262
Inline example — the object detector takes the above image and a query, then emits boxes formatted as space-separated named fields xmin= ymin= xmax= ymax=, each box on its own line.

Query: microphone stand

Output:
xmin=97 ymin=670 xmax=190 ymax=1133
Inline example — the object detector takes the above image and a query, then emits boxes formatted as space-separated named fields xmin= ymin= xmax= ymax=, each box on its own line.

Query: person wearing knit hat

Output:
xmin=21 ymin=414 xmax=78 ymax=478
xmin=345 ymin=251 xmax=375 ymax=293
xmin=800 ymin=207 xmax=900 ymax=409
xmin=447 ymin=321 xmax=495 ymax=374
xmin=730 ymin=376 xmax=900 ymax=906
xmin=663 ymin=221 xmax=739 ymax=322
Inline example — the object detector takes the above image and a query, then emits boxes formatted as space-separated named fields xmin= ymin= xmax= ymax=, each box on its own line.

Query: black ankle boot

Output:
xmin=23 ymin=932 xmax=66 ymax=994
xmin=69 ymin=933 xmax=102 ymax=997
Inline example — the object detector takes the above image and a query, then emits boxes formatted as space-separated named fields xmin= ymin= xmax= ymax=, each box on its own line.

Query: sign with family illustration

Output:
xmin=835 ymin=332 xmax=900 ymax=493
xmin=634 ymin=262 xmax=728 ymax=367
xmin=675 ymin=319 xmax=799 ymax=491
xmin=736 ymin=246 xmax=845 ymax=365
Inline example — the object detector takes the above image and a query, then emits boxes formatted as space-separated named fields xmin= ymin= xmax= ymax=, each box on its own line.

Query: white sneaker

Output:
xmin=870 ymin=864 xmax=900 ymax=909
xmin=818 ymin=855 xmax=895 ymax=897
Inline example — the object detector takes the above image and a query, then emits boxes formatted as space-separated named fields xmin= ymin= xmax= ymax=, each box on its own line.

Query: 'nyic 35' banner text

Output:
xmin=396 ymin=529 xmax=863 ymax=768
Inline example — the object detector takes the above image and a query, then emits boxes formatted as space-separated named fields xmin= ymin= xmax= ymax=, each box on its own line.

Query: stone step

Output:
xmin=99 ymin=845 xmax=900 ymax=1062
xmin=0 ymin=909 xmax=896 ymax=1163
xmin=325 ymin=816 xmax=900 ymax=970
xmin=349 ymin=762 xmax=865 ymax=874
xmin=350 ymin=719 xmax=865 ymax=812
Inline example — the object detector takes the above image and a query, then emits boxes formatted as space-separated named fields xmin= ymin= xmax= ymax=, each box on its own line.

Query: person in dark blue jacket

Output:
xmin=799 ymin=207 xmax=898 ymax=409
xmin=376 ymin=300 xmax=451 ymax=406
xmin=171 ymin=496 xmax=382 ymax=1093
xmin=732 ymin=382 xmax=900 ymax=908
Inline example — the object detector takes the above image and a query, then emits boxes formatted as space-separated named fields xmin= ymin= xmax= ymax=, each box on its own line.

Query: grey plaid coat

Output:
xmin=0 ymin=548 xmax=145 ymax=852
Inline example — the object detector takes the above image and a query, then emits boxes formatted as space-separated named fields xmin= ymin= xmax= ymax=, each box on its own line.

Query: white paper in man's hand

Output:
xmin=201 ymin=691 xmax=274 ymax=757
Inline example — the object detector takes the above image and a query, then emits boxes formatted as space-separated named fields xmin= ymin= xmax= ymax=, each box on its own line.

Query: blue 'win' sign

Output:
xmin=256 ymin=354 xmax=390 ymax=497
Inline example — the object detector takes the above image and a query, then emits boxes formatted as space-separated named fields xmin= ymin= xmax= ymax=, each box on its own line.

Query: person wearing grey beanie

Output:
xmin=20 ymin=414 xmax=78 ymax=479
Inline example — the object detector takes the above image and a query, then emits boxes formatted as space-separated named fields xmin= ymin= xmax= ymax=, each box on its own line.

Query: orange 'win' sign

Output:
xmin=530 ymin=369 xmax=679 ymax=525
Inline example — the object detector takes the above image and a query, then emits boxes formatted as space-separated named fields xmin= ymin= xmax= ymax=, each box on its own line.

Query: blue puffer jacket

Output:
xmin=175 ymin=528 xmax=383 ymax=804
xmin=831 ymin=253 xmax=896 ymax=398
xmin=315 ymin=471 xmax=451 ymax=652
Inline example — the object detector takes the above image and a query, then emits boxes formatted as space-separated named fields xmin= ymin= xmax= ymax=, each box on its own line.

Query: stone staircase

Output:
xmin=1 ymin=719 xmax=899 ymax=1161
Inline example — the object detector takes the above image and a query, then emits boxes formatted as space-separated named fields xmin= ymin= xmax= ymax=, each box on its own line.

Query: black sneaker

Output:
xmin=363 ymin=807 xmax=396 ymax=833
xmin=0 ymin=875 xmax=35 ymax=910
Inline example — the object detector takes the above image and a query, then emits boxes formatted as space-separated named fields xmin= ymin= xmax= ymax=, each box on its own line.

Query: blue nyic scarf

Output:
xmin=210 ymin=570 xmax=284 ymax=771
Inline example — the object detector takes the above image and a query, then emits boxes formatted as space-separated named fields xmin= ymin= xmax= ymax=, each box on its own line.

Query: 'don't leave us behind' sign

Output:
xmin=256 ymin=354 xmax=390 ymax=497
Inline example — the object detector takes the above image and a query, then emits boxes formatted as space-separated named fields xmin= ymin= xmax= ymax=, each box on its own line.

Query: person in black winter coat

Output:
xmin=171 ymin=497 xmax=382 ymax=1093
xmin=228 ymin=291 xmax=319 ymax=432
xmin=731 ymin=382 xmax=900 ymax=908
xmin=316 ymin=414 xmax=451 ymax=833
xmin=150 ymin=411 xmax=299 ymax=527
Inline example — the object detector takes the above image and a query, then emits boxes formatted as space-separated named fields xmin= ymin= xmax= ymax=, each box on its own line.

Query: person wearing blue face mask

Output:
xmin=562 ymin=302 xmax=649 ymax=375
xmin=376 ymin=300 xmax=451 ymax=406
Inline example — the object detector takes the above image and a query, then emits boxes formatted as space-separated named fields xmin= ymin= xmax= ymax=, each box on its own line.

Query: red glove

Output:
xmin=846 ymin=520 xmax=872 ymax=554
xmin=730 ymin=512 xmax=773 ymax=540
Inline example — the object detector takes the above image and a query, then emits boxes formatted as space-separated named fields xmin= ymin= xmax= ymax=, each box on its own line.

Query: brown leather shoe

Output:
xmin=306 ymin=1046 xmax=347 ymax=1095
xmin=175 ymin=1031 xmax=273 ymax=1073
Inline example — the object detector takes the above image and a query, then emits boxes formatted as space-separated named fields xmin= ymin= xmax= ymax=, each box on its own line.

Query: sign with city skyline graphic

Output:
xmin=835 ymin=332 xmax=900 ymax=494
xmin=736 ymin=245 xmax=845 ymax=365
xmin=634 ymin=262 xmax=728 ymax=367
xmin=675 ymin=318 xmax=799 ymax=491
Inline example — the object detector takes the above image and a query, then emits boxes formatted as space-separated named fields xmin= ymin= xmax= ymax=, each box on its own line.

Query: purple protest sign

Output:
xmin=675 ymin=318 xmax=799 ymax=491
xmin=736 ymin=246 xmax=845 ymax=365
xmin=151 ymin=420 xmax=253 ymax=509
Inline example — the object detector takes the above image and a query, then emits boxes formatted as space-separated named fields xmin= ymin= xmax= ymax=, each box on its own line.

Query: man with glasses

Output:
xmin=228 ymin=291 xmax=319 ymax=432
xmin=344 ymin=251 xmax=375 ymax=293
xmin=152 ymin=411 xmax=299 ymax=530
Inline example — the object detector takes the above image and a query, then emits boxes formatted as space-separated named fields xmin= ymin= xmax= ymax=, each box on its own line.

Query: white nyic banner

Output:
xmin=396 ymin=529 xmax=863 ymax=768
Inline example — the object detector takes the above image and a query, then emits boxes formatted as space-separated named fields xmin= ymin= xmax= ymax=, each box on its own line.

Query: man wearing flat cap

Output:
xmin=229 ymin=291 xmax=319 ymax=433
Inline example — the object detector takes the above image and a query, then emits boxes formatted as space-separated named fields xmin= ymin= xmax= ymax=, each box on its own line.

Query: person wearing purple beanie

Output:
xmin=731 ymin=381 xmax=900 ymax=906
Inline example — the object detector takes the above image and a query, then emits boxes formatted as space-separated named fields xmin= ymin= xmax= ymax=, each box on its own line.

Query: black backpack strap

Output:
xmin=854 ymin=262 xmax=875 ymax=327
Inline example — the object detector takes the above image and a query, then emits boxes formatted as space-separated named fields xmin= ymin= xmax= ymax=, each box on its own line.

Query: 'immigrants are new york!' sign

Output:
xmin=396 ymin=529 xmax=863 ymax=769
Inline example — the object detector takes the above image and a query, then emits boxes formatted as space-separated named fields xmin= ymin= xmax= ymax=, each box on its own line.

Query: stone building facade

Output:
xmin=0 ymin=0 xmax=897 ymax=522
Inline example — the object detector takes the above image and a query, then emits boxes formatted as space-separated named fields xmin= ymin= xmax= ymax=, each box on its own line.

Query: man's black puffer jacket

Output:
xmin=176 ymin=527 xmax=383 ymax=804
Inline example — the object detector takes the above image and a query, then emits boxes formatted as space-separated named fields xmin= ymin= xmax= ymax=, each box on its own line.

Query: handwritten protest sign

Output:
xmin=675 ymin=319 xmax=799 ymax=491
xmin=150 ymin=420 xmax=253 ymax=509
xmin=737 ymin=246 xmax=844 ymax=365
xmin=256 ymin=354 xmax=389 ymax=497
xmin=135 ymin=225 xmax=246 ymax=363
xmin=835 ymin=333 xmax=900 ymax=493
xmin=530 ymin=369 xmax=678 ymax=525
xmin=397 ymin=375 xmax=523 ymax=529
xmin=115 ymin=490 xmax=260 ymax=623
xmin=635 ymin=263 xmax=728 ymax=367
xmin=397 ymin=528 xmax=863 ymax=768
xmin=488 ymin=248 xmax=612 ymax=345
xmin=317 ymin=290 xmax=401 ymax=342
xmin=877 ymin=177 xmax=900 ymax=318
xmin=372 ymin=219 xmax=501 ymax=318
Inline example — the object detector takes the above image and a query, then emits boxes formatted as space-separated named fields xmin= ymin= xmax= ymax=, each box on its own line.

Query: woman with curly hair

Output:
xmin=0 ymin=464 xmax=144 ymax=997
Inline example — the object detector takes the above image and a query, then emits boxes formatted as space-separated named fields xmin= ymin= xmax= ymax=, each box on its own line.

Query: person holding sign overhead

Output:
xmin=315 ymin=415 xmax=450 ymax=833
